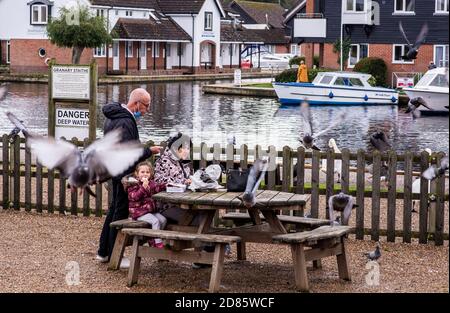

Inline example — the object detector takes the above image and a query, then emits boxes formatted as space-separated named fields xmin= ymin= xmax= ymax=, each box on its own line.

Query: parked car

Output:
xmin=242 ymin=53 xmax=290 ymax=69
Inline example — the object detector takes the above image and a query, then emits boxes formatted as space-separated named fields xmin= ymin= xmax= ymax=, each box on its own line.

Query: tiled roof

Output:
xmin=221 ymin=24 xmax=289 ymax=44
xmin=89 ymin=0 xmax=160 ymax=10
xmin=112 ymin=18 xmax=192 ymax=41
xmin=156 ymin=0 xmax=206 ymax=14
xmin=230 ymin=1 xmax=286 ymax=28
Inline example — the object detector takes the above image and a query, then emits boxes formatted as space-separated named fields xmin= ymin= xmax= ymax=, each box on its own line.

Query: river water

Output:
xmin=0 ymin=79 xmax=448 ymax=154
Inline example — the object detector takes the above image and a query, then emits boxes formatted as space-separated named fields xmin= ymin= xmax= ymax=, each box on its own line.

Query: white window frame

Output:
xmin=153 ymin=42 xmax=160 ymax=58
xmin=434 ymin=44 xmax=449 ymax=67
xmin=435 ymin=0 xmax=449 ymax=14
xmin=96 ymin=9 xmax=105 ymax=18
xmin=392 ymin=44 xmax=414 ymax=64
xmin=93 ymin=45 xmax=106 ymax=57
xmin=6 ymin=40 xmax=10 ymax=64
xmin=126 ymin=10 xmax=133 ymax=17
xmin=31 ymin=4 xmax=48 ymax=25
xmin=166 ymin=44 xmax=171 ymax=57
xmin=393 ymin=0 xmax=415 ymax=15
xmin=348 ymin=43 xmax=369 ymax=68
xmin=345 ymin=0 xmax=366 ymax=12
xmin=290 ymin=44 xmax=299 ymax=55
xmin=204 ymin=12 xmax=213 ymax=31
xmin=127 ymin=42 xmax=133 ymax=57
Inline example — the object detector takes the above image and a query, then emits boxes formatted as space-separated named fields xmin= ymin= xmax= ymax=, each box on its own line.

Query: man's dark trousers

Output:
xmin=97 ymin=177 xmax=129 ymax=258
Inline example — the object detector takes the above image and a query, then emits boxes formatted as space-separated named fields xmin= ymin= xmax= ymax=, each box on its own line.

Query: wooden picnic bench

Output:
xmin=272 ymin=225 xmax=352 ymax=292
xmin=222 ymin=212 xmax=330 ymax=231
xmin=122 ymin=228 xmax=241 ymax=292
xmin=108 ymin=218 xmax=151 ymax=270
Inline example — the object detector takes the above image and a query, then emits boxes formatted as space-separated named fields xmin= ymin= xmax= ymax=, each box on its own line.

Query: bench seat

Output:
xmin=273 ymin=225 xmax=352 ymax=292
xmin=122 ymin=228 xmax=241 ymax=292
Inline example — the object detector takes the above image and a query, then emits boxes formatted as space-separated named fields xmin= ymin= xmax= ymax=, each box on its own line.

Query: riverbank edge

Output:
xmin=0 ymin=71 xmax=273 ymax=85
xmin=203 ymin=83 xmax=411 ymax=105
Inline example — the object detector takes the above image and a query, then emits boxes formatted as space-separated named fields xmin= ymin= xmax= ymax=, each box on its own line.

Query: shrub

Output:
xmin=289 ymin=55 xmax=305 ymax=68
xmin=275 ymin=67 xmax=335 ymax=83
xmin=353 ymin=57 xmax=388 ymax=87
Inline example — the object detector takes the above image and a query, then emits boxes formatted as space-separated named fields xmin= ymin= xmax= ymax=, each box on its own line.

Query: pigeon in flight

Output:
xmin=405 ymin=97 xmax=432 ymax=118
xmin=320 ymin=138 xmax=343 ymax=183
xmin=0 ymin=83 xmax=7 ymax=101
xmin=369 ymin=130 xmax=391 ymax=152
xmin=422 ymin=156 xmax=449 ymax=181
xmin=227 ymin=133 xmax=236 ymax=146
xmin=241 ymin=158 xmax=269 ymax=208
xmin=399 ymin=22 xmax=429 ymax=61
xmin=364 ymin=242 xmax=381 ymax=261
xmin=327 ymin=192 xmax=358 ymax=226
xmin=7 ymin=112 xmax=146 ymax=197
xmin=299 ymin=101 xmax=344 ymax=151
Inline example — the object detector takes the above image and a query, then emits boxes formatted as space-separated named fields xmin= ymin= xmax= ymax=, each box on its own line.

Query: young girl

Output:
xmin=127 ymin=161 xmax=167 ymax=248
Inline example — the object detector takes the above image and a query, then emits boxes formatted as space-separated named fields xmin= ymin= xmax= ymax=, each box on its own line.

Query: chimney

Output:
xmin=306 ymin=0 xmax=315 ymax=14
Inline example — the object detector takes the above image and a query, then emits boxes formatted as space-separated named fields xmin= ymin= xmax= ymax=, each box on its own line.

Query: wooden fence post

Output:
xmin=296 ymin=147 xmax=305 ymax=195
xmin=403 ymin=152 xmax=413 ymax=243
xmin=282 ymin=146 xmax=291 ymax=192
xmin=419 ymin=151 xmax=430 ymax=244
xmin=267 ymin=145 xmax=276 ymax=190
xmin=25 ymin=143 xmax=32 ymax=212
xmin=371 ymin=150 xmax=381 ymax=241
xmin=387 ymin=150 xmax=397 ymax=242
xmin=200 ymin=142 xmax=207 ymax=169
xmin=434 ymin=153 xmax=445 ymax=246
xmin=2 ymin=134 xmax=9 ymax=209
xmin=310 ymin=150 xmax=320 ymax=218
xmin=83 ymin=139 xmax=90 ymax=216
xmin=356 ymin=149 xmax=365 ymax=240
xmin=325 ymin=148 xmax=335 ymax=219
xmin=341 ymin=148 xmax=350 ymax=194
xmin=13 ymin=136 xmax=20 ymax=210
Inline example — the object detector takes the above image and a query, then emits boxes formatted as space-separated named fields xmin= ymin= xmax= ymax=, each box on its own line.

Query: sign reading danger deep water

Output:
xmin=56 ymin=109 xmax=90 ymax=127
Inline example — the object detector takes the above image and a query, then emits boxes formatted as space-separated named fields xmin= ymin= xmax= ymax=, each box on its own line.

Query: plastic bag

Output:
xmin=188 ymin=165 xmax=223 ymax=191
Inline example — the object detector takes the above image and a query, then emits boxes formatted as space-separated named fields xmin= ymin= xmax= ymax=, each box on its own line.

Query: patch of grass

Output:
xmin=246 ymin=83 xmax=274 ymax=88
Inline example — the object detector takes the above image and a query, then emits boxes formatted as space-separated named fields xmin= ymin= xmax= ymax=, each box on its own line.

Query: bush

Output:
xmin=289 ymin=55 xmax=305 ymax=68
xmin=353 ymin=57 xmax=388 ymax=87
xmin=275 ymin=67 xmax=335 ymax=83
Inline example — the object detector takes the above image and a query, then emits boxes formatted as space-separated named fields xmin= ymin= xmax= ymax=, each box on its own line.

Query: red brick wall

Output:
xmin=275 ymin=45 xmax=289 ymax=54
xmin=322 ymin=43 xmax=435 ymax=85
xmin=9 ymin=39 xmax=95 ymax=74
xmin=0 ymin=41 xmax=7 ymax=64
xmin=306 ymin=0 xmax=314 ymax=14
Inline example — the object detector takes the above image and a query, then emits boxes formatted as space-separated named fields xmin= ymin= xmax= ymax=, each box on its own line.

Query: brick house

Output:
xmin=287 ymin=0 xmax=449 ymax=85
xmin=0 ymin=0 xmax=236 ymax=74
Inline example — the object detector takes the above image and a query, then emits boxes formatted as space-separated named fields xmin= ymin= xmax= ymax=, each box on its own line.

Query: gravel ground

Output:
xmin=0 ymin=210 xmax=447 ymax=293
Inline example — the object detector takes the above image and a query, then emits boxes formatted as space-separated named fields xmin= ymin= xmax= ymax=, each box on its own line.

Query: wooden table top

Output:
xmin=152 ymin=190 xmax=310 ymax=209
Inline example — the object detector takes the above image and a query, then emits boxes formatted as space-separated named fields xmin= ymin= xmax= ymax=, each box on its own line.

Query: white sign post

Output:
xmin=48 ymin=61 xmax=97 ymax=142
xmin=55 ymin=108 xmax=90 ymax=139
xmin=234 ymin=69 xmax=242 ymax=87
xmin=396 ymin=77 xmax=415 ymax=89
xmin=52 ymin=66 xmax=90 ymax=100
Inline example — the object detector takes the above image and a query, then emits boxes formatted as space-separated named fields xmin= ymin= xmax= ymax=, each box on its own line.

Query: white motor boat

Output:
xmin=403 ymin=67 xmax=449 ymax=112
xmin=273 ymin=72 xmax=399 ymax=105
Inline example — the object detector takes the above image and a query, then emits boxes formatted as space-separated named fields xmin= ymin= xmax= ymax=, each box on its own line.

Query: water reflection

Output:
xmin=0 ymin=80 xmax=448 ymax=154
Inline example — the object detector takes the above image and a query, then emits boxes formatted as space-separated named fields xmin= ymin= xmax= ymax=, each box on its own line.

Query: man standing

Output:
xmin=428 ymin=61 xmax=437 ymax=70
xmin=296 ymin=60 xmax=309 ymax=83
xmin=96 ymin=88 xmax=161 ymax=267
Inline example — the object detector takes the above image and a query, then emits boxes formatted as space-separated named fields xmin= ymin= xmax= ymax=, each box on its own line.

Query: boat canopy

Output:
xmin=312 ymin=72 xmax=373 ymax=88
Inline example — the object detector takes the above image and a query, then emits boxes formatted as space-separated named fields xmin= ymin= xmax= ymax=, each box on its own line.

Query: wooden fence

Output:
xmin=0 ymin=135 xmax=448 ymax=245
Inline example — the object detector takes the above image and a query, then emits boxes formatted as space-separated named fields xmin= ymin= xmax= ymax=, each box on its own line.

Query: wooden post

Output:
xmin=371 ymin=150 xmax=381 ymax=241
xmin=325 ymin=148 xmax=335 ymax=219
xmin=311 ymin=150 xmax=320 ymax=218
xmin=89 ymin=60 xmax=98 ymax=143
xmin=2 ymin=134 xmax=9 ymax=209
xmin=209 ymin=244 xmax=226 ymax=293
xmin=36 ymin=163 xmax=43 ymax=213
xmin=282 ymin=146 xmax=291 ymax=192
xmin=267 ymin=145 xmax=276 ymax=190
xmin=70 ymin=138 xmax=78 ymax=215
xmin=48 ymin=59 xmax=56 ymax=137
xmin=213 ymin=143 xmax=221 ymax=165
xmin=434 ymin=153 xmax=445 ymax=246
xmin=387 ymin=151 xmax=397 ymax=242
xmin=48 ymin=168 xmax=55 ymax=214
xmin=291 ymin=243 xmax=309 ymax=292
xmin=296 ymin=147 xmax=305 ymax=196
xmin=25 ymin=144 xmax=32 ymax=212
xmin=403 ymin=152 xmax=413 ymax=243
xmin=419 ymin=151 xmax=429 ymax=244
xmin=356 ymin=149 xmax=365 ymax=239
xmin=200 ymin=142 xmax=207 ymax=169
xmin=341 ymin=148 xmax=350 ymax=194
xmin=226 ymin=143 xmax=234 ymax=172
xmin=240 ymin=144 xmax=248 ymax=170
xmin=13 ymin=136 xmax=20 ymax=210
xmin=95 ymin=183 xmax=103 ymax=217
xmin=83 ymin=139 xmax=90 ymax=216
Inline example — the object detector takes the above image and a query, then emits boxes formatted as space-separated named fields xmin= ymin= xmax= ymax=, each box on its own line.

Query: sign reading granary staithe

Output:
xmin=52 ymin=66 xmax=90 ymax=100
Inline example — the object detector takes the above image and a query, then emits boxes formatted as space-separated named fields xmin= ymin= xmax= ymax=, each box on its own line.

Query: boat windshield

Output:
xmin=429 ymin=74 xmax=449 ymax=87
xmin=415 ymin=74 xmax=435 ymax=87
xmin=320 ymin=75 xmax=334 ymax=85
xmin=334 ymin=77 xmax=364 ymax=87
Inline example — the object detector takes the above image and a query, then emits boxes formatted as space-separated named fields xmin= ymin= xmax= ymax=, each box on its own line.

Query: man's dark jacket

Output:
xmin=102 ymin=102 xmax=152 ymax=178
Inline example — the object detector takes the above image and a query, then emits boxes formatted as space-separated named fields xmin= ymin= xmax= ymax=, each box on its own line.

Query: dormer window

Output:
xmin=125 ymin=10 xmax=133 ymax=17
xmin=28 ymin=0 xmax=52 ymax=25
xmin=345 ymin=0 xmax=365 ymax=12
xmin=204 ymin=12 xmax=213 ymax=31
xmin=394 ymin=0 xmax=415 ymax=14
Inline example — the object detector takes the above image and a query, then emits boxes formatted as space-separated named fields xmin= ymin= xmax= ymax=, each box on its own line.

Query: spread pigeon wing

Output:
xmin=85 ymin=141 xmax=146 ymax=182
xmin=313 ymin=112 xmax=345 ymax=139
xmin=27 ymin=136 xmax=80 ymax=177
xmin=413 ymin=23 xmax=428 ymax=50
xmin=300 ymin=101 xmax=313 ymax=135
xmin=399 ymin=21 xmax=412 ymax=47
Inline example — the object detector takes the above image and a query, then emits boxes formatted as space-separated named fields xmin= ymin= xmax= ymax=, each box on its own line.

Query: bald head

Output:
xmin=127 ymin=88 xmax=151 ymax=116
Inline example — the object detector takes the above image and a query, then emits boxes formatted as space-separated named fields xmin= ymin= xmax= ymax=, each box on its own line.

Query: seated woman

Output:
xmin=154 ymin=132 xmax=194 ymax=223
